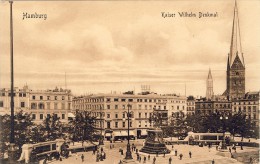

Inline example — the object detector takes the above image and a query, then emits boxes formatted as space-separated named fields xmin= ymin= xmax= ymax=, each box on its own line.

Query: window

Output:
xmin=145 ymin=113 xmax=147 ymax=118
xmin=115 ymin=105 xmax=118 ymax=109
xmin=121 ymin=99 xmax=126 ymax=102
xmin=253 ymin=106 xmax=256 ymax=112
xmin=47 ymin=96 xmax=50 ymax=100
xmin=177 ymin=106 xmax=179 ymax=110
xmin=145 ymin=121 xmax=148 ymax=127
xmin=21 ymin=102 xmax=25 ymax=108
xmin=32 ymin=114 xmax=36 ymax=120
xmin=107 ymin=98 xmax=111 ymax=102
xmin=114 ymin=98 xmax=119 ymax=102
xmin=139 ymin=113 xmax=141 ymax=118
xmin=54 ymin=114 xmax=58 ymax=118
xmin=40 ymin=114 xmax=43 ymax=120
xmin=55 ymin=96 xmax=58 ymax=100
xmin=253 ymin=114 xmax=256 ymax=120
xmin=139 ymin=121 xmax=141 ymax=127
xmin=128 ymin=99 xmax=133 ymax=102
xmin=47 ymin=114 xmax=50 ymax=118
xmin=31 ymin=103 xmax=37 ymax=109
xmin=107 ymin=122 xmax=110 ymax=128
xmin=62 ymin=103 xmax=65 ymax=109
xmin=115 ymin=122 xmax=118 ymax=128
xmin=115 ymin=114 xmax=118 ymax=118
xmin=39 ymin=103 xmax=45 ymax=109
xmin=40 ymin=96 xmax=43 ymax=100
xmin=122 ymin=105 xmax=125 ymax=109
xmin=107 ymin=105 xmax=110 ymax=110
xmin=32 ymin=95 xmax=36 ymax=100
xmin=145 ymin=105 xmax=147 ymax=110
xmin=62 ymin=96 xmax=65 ymax=100
xmin=19 ymin=93 xmax=22 ymax=97
xmin=0 ymin=101 xmax=4 ymax=107
xmin=107 ymin=114 xmax=110 ymax=118
xmin=130 ymin=122 xmax=132 ymax=127
xmin=123 ymin=122 xmax=125 ymax=128
xmin=138 ymin=105 xmax=142 ymax=110
xmin=62 ymin=114 xmax=65 ymax=119
xmin=122 ymin=113 xmax=125 ymax=118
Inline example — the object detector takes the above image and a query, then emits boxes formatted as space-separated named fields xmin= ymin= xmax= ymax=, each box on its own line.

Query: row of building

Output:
xmin=0 ymin=84 xmax=259 ymax=139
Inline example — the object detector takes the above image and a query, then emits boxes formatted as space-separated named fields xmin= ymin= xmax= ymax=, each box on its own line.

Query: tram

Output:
xmin=17 ymin=139 xmax=67 ymax=163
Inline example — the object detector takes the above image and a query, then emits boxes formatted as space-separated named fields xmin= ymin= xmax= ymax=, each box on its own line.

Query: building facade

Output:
xmin=232 ymin=92 xmax=260 ymax=127
xmin=187 ymin=95 xmax=195 ymax=115
xmin=72 ymin=92 xmax=187 ymax=139
xmin=0 ymin=85 xmax=72 ymax=124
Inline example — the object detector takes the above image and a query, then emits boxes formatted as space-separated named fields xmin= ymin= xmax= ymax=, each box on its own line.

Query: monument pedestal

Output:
xmin=140 ymin=128 xmax=170 ymax=154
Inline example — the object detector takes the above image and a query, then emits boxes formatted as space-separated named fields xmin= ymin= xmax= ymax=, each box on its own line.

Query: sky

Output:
xmin=0 ymin=0 xmax=260 ymax=97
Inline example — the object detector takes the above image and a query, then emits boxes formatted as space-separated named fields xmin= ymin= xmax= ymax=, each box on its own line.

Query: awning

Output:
xmin=68 ymin=112 xmax=75 ymax=118
xmin=141 ymin=130 xmax=147 ymax=136
xmin=121 ymin=131 xmax=128 ymax=136
xmin=105 ymin=133 xmax=112 ymax=137
xmin=113 ymin=131 xmax=122 ymax=137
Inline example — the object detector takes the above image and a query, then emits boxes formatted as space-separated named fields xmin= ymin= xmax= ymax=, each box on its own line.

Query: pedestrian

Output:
xmin=163 ymin=151 xmax=166 ymax=158
xmin=137 ymin=153 xmax=139 ymax=161
xmin=216 ymin=145 xmax=218 ymax=150
xmin=59 ymin=157 xmax=62 ymax=161
xmin=81 ymin=154 xmax=84 ymax=162
xmin=110 ymin=144 xmax=112 ymax=149
xmin=156 ymin=151 xmax=159 ymax=157
xmin=101 ymin=147 xmax=103 ymax=152
xmin=153 ymin=156 xmax=156 ymax=164
xmin=212 ymin=159 xmax=215 ymax=164
xmin=179 ymin=153 xmax=183 ymax=160
xmin=121 ymin=149 xmax=124 ymax=155
xmin=175 ymin=150 xmax=177 ymax=156
xmin=148 ymin=154 xmax=150 ymax=160
xmin=143 ymin=156 xmax=146 ymax=163
xmin=96 ymin=154 xmax=99 ymax=162
xmin=229 ymin=147 xmax=231 ymax=153
xmin=93 ymin=147 xmax=96 ymax=155
xmin=169 ymin=157 xmax=172 ymax=164
xmin=189 ymin=151 xmax=192 ymax=158
xmin=75 ymin=152 xmax=78 ymax=160
xmin=172 ymin=145 xmax=174 ymax=150
xmin=139 ymin=156 xmax=142 ymax=163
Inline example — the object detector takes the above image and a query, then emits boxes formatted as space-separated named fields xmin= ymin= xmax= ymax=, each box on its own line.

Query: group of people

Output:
xmin=92 ymin=146 xmax=106 ymax=162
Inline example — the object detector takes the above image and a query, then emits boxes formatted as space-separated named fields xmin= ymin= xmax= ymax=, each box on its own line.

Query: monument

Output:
xmin=140 ymin=110 xmax=170 ymax=154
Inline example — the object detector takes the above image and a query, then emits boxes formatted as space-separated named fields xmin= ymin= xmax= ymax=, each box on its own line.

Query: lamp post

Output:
xmin=99 ymin=111 xmax=104 ymax=145
xmin=8 ymin=1 xmax=17 ymax=163
xmin=124 ymin=104 xmax=133 ymax=160
xmin=220 ymin=115 xmax=228 ymax=150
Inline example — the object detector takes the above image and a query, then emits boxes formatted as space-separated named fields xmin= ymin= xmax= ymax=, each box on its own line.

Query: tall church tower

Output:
xmin=206 ymin=68 xmax=214 ymax=100
xmin=224 ymin=1 xmax=245 ymax=99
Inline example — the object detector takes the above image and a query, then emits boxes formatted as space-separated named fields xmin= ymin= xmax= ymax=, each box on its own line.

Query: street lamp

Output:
xmin=99 ymin=111 xmax=104 ymax=145
xmin=8 ymin=1 xmax=17 ymax=163
xmin=124 ymin=104 xmax=133 ymax=160
xmin=220 ymin=115 xmax=228 ymax=150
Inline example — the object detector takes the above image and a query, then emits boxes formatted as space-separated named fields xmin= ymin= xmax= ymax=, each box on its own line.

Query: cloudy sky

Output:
xmin=0 ymin=0 xmax=259 ymax=96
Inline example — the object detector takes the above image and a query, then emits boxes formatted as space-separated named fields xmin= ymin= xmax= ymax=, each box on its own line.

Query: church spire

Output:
xmin=229 ymin=0 xmax=244 ymax=67
xmin=206 ymin=68 xmax=213 ymax=100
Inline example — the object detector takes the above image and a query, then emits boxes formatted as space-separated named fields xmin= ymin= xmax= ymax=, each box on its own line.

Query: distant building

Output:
xmin=232 ymin=92 xmax=260 ymax=127
xmin=195 ymin=96 xmax=232 ymax=115
xmin=72 ymin=92 xmax=187 ymax=139
xmin=206 ymin=69 xmax=214 ymax=100
xmin=0 ymin=85 xmax=72 ymax=124
xmin=187 ymin=95 xmax=195 ymax=115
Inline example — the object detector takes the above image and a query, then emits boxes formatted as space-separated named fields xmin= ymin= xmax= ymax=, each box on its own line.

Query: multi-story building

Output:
xmin=232 ymin=92 xmax=260 ymax=127
xmin=72 ymin=92 xmax=187 ymax=139
xmin=195 ymin=96 xmax=232 ymax=115
xmin=0 ymin=85 xmax=72 ymax=124
xmin=187 ymin=96 xmax=195 ymax=115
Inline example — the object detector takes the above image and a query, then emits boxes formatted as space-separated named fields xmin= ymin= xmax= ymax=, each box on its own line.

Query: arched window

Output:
xmin=31 ymin=103 xmax=37 ymax=109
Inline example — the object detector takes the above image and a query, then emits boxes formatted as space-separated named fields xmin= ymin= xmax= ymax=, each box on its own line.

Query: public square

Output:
xmin=43 ymin=139 xmax=258 ymax=164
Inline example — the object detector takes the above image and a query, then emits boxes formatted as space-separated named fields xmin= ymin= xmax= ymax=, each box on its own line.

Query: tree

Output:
xmin=228 ymin=112 xmax=251 ymax=139
xmin=40 ymin=114 xmax=64 ymax=141
xmin=68 ymin=110 xmax=97 ymax=142
xmin=0 ymin=111 xmax=35 ymax=158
